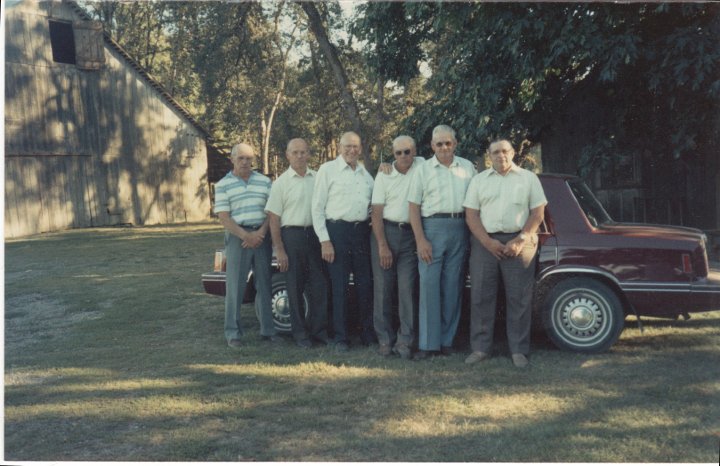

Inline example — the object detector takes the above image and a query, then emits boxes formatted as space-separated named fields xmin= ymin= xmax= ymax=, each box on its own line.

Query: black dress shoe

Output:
xmin=440 ymin=346 xmax=454 ymax=356
xmin=413 ymin=350 xmax=431 ymax=360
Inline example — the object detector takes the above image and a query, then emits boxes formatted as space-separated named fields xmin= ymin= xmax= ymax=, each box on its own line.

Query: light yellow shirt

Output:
xmin=463 ymin=163 xmax=547 ymax=233
xmin=312 ymin=156 xmax=374 ymax=242
xmin=265 ymin=167 xmax=316 ymax=227
xmin=371 ymin=158 xmax=424 ymax=223
xmin=407 ymin=154 xmax=476 ymax=217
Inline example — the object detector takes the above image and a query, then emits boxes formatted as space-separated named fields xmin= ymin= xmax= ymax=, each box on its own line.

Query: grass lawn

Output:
xmin=4 ymin=223 xmax=720 ymax=461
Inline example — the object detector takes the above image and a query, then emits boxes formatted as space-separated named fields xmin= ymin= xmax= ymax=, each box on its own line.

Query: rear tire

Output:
xmin=542 ymin=277 xmax=624 ymax=353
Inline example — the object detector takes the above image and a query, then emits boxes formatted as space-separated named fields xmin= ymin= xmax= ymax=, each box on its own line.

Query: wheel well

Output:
xmin=534 ymin=272 xmax=631 ymax=316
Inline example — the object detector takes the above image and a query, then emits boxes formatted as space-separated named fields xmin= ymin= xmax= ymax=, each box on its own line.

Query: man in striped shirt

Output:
xmin=214 ymin=143 xmax=279 ymax=347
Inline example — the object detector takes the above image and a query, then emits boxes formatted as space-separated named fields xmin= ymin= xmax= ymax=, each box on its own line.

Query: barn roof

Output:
xmin=67 ymin=1 xmax=217 ymax=144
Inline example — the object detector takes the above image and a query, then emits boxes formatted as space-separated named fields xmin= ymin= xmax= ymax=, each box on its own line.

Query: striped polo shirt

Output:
xmin=213 ymin=170 xmax=271 ymax=227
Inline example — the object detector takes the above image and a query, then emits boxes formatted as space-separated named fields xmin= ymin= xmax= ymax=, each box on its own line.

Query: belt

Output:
xmin=240 ymin=224 xmax=262 ymax=230
xmin=282 ymin=225 xmax=313 ymax=231
xmin=424 ymin=212 xmax=465 ymax=219
xmin=384 ymin=219 xmax=412 ymax=230
xmin=327 ymin=219 xmax=368 ymax=227
xmin=489 ymin=231 xmax=520 ymax=236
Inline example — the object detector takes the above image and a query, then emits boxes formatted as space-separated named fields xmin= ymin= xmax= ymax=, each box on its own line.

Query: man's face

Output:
xmin=286 ymin=140 xmax=310 ymax=173
xmin=489 ymin=140 xmax=515 ymax=174
xmin=431 ymin=131 xmax=456 ymax=162
xmin=340 ymin=133 xmax=362 ymax=166
xmin=232 ymin=146 xmax=255 ymax=177
xmin=392 ymin=140 xmax=415 ymax=173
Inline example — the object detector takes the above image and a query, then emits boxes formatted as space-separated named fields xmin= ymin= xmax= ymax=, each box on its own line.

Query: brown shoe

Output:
xmin=512 ymin=353 xmax=529 ymax=368
xmin=393 ymin=344 xmax=412 ymax=360
xmin=464 ymin=351 xmax=490 ymax=364
xmin=227 ymin=338 xmax=242 ymax=348
xmin=377 ymin=343 xmax=393 ymax=357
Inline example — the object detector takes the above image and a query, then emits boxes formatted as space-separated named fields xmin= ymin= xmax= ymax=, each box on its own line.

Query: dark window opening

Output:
xmin=49 ymin=20 xmax=76 ymax=64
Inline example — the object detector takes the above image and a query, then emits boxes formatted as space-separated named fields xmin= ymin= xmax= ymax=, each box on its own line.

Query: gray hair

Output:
xmin=432 ymin=124 xmax=456 ymax=140
xmin=392 ymin=135 xmax=416 ymax=148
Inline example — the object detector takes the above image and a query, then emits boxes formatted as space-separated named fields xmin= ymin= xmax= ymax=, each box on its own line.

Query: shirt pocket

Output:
xmin=510 ymin=183 xmax=530 ymax=207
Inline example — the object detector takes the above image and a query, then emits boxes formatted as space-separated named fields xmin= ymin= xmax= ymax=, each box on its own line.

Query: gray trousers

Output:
xmin=468 ymin=233 xmax=537 ymax=355
xmin=281 ymin=226 xmax=328 ymax=342
xmin=224 ymin=230 xmax=275 ymax=341
xmin=371 ymin=222 xmax=418 ymax=348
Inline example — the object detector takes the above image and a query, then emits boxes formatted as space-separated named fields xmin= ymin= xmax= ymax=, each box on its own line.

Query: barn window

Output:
xmin=49 ymin=20 xmax=76 ymax=65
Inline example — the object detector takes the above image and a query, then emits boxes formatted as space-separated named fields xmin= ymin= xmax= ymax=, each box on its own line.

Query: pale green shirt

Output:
xmin=463 ymin=163 xmax=547 ymax=233
xmin=312 ymin=156 xmax=374 ymax=242
xmin=371 ymin=158 xmax=424 ymax=223
xmin=407 ymin=154 xmax=476 ymax=217
xmin=265 ymin=167 xmax=316 ymax=227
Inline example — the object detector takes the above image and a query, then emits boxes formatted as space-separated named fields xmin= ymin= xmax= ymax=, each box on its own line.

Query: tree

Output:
xmin=354 ymin=2 xmax=720 ymax=174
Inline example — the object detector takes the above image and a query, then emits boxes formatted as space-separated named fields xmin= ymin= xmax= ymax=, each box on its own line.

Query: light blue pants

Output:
xmin=224 ymin=231 xmax=275 ymax=342
xmin=417 ymin=217 xmax=468 ymax=351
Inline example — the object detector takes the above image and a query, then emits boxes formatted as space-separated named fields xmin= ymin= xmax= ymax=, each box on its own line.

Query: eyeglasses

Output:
xmin=434 ymin=141 xmax=453 ymax=147
xmin=394 ymin=149 xmax=412 ymax=156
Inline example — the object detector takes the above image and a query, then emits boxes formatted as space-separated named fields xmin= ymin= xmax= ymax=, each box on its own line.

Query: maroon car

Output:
xmin=202 ymin=173 xmax=720 ymax=353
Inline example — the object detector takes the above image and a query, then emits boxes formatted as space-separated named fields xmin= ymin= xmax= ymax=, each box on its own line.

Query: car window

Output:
xmin=567 ymin=179 xmax=613 ymax=227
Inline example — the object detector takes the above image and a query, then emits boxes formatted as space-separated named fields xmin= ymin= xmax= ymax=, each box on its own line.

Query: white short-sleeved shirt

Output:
xmin=311 ymin=156 xmax=374 ymax=242
xmin=265 ymin=167 xmax=316 ymax=227
xmin=213 ymin=170 xmax=271 ymax=226
xmin=371 ymin=158 xmax=424 ymax=223
xmin=406 ymin=154 xmax=476 ymax=217
xmin=463 ymin=163 xmax=547 ymax=233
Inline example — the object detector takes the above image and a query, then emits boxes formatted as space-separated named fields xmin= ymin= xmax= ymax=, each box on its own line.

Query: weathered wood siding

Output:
xmin=4 ymin=1 xmax=210 ymax=238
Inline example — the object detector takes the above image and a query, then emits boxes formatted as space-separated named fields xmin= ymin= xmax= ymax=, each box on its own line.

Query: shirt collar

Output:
xmin=429 ymin=154 xmax=459 ymax=168
xmin=483 ymin=162 xmax=521 ymax=178
xmin=288 ymin=166 xmax=315 ymax=178
xmin=336 ymin=155 xmax=366 ymax=174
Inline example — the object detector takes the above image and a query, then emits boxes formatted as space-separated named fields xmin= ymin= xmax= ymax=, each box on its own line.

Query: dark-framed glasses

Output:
xmin=394 ymin=149 xmax=413 ymax=156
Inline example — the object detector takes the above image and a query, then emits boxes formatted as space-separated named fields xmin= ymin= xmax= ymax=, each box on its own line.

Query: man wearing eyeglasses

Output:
xmin=407 ymin=125 xmax=476 ymax=360
xmin=312 ymin=131 xmax=376 ymax=352
xmin=463 ymin=139 xmax=547 ymax=368
xmin=370 ymin=135 xmax=425 ymax=359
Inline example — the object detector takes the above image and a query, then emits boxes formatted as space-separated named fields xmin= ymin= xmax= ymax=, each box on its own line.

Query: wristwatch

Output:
xmin=518 ymin=232 xmax=528 ymax=242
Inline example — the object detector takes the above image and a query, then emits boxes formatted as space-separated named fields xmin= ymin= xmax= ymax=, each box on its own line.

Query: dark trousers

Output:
xmin=325 ymin=220 xmax=374 ymax=343
xmin=469 ymin=233 xmax=538 ymax=355
xmin=371 ymin=223 xmax=417 ymax=348
xmin=282 ymin=226 xmax=329 ymax=343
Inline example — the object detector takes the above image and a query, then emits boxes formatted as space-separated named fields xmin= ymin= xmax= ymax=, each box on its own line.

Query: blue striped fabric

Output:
xmin=214 ymin=171 xmax=271 ymax=226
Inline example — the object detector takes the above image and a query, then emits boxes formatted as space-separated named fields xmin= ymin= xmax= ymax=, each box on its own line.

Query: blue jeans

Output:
xmin=417 ymin=217 xmax=468 ymax=351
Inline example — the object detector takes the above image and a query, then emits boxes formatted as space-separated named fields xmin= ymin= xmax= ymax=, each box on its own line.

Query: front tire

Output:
xmin=255 ymin=272 xmax=308 ymax=334
xmin=542 ymin=277 xmax=624 ymax=353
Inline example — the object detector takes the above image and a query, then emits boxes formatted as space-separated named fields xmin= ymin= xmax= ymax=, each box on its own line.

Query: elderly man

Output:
xmin=266 ymin=138 xmax=329 ymax=348
xmin=214 ymin=143 xmax=278 ymax=347
xmin=312 ymin=131 xmax=375 ymax=351
xmin=407 ymin=125 xmax=476 ymax=360
xmin=371 ymin=135 xmax=424 ymax=359
xmin=463 ymin=139 xmax=547 ymax=368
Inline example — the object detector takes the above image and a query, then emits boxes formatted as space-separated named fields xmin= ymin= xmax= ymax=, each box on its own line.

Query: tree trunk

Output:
xmin=301 ymin=2 xmax=371 ymax=170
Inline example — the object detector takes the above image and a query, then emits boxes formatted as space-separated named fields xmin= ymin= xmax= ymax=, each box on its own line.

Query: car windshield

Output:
xmin=567 ymin=179 xmax=614 ymax=227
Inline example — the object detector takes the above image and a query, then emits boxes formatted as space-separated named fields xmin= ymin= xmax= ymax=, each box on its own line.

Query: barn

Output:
xmin=4 ymin=0 xmax=231 ymax=238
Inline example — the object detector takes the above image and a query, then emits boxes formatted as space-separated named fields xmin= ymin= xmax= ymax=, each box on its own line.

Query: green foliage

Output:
xmin=355 ymin=2 xmax=720 ymax=172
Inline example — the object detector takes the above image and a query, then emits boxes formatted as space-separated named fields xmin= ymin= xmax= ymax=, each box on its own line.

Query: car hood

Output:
xmin=597 ymin=223 xmax=705 ymax=242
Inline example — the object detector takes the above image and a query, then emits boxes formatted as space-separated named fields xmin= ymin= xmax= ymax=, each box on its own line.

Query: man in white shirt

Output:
xmin=407 ymin=125 xmax=476 ymax=360
xmin=371 ymin=135 xmax=424 ymax=359
xmin=463 ymin=139 xmax=547 ymax=368
xmin=312 ymin=131 xmax=375 ymax=351
xmin=266 ymin=138 xmax=328 ymax=349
